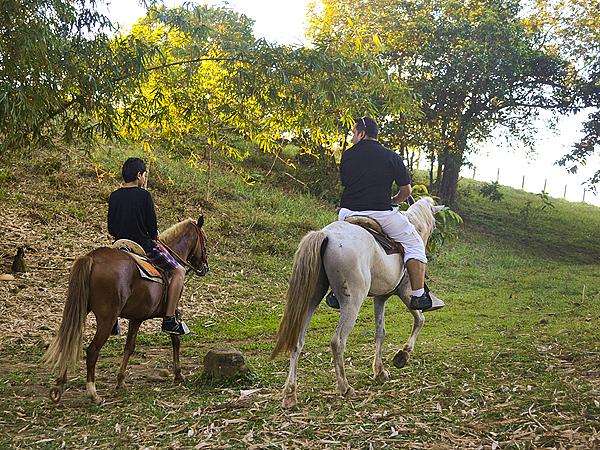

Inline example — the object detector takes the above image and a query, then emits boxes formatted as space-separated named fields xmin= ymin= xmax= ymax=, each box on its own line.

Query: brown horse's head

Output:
xmin=160 ymin=216 xmax=209 ymax=276
xmin=188 ymin=215 xmax=209 ymax=276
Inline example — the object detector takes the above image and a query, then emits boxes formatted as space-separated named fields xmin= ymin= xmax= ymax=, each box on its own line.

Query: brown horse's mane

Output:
xmin=160 ymin=218 xmax=194 ymax=243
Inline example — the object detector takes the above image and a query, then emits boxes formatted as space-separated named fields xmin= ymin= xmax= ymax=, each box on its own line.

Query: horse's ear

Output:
xmin=197 ymin=215 xmax=204 ymax=228
xmin=432 ymin=205 xmax=445 ymax=214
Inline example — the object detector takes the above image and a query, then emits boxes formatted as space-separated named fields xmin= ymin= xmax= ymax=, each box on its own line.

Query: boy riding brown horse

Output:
xmin=43 ymin=158 xmax=209 ymax=404
xmin=108 ymin=157 xmax=189 ymax=335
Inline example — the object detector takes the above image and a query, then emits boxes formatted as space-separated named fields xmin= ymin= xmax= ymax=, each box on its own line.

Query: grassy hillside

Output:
xmin=0 ymin=146 xmax=598 ymax=449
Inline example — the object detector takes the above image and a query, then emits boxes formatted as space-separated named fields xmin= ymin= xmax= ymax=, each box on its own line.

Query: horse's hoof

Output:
xmin=375 ymin=369 xmax=390 ymax=383
xmin=91 ymin=395 xmax=103 ymax=405
xmin=338 ymin=385 xmax=355 ymax=398
xmin=282 ymin=395 xmax=298 ymax=410
xmin=393 ymin=350 xmax=409 ymax=369
xmin=344 ymin=386 xmax=355 ymax=398
xmin=174 ymin=374 xmax=185 ymax=383
xmin=115 ymin=383 xmax=126 ymax=392
xmin=49 ymin=387 xmax=62 ymax=403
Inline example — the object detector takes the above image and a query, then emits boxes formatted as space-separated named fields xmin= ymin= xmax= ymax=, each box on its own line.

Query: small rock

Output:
xmin=203 ymin=347 xmax=248 ymax=380
xmin=539 ymin=318 xmax=549 ymax=325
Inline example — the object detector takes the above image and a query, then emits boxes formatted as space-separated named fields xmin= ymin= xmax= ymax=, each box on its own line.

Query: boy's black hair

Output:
xmin=122 ymin=157 xmax=146 ymax=182
xmin=354 ymin=116 xmax=379 ymax=139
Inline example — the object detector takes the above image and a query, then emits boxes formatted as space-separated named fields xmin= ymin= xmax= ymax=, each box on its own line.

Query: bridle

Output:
xmin=158 ymin=222 xmax=208 ymax=276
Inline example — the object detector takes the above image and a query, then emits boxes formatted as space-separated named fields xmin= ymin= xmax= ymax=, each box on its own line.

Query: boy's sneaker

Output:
xmin=162 ymin=316 xmax=191 ymax=335
xmin=111 ymin=321 xmax=121 ymax=335
xmin=409 ymin=292 xmax=445 ymax=312
xmin=325 ymin=291 xmax=340 ymax=309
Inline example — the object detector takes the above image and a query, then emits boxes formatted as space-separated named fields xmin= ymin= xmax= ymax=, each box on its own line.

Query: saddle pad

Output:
xmin=345 ymin=216 xmax=404 ymax=256
xmin=115 ymin=249 xmax=163 ymax=284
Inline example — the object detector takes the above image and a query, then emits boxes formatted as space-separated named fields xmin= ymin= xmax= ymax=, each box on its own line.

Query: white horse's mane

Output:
xmin=403 ymin=197 xmax=436 ymax=243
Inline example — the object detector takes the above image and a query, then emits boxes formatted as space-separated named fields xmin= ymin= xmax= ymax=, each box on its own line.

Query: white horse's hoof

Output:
xmin=393 ymin=350 xmax=410 ymax=369
xmin=337 ymin=385 xmax=355 ymax=398
xmin=375 ymin=369 xmax=390 ymax=382
xmin=282 ymin=394 xmax=298 ymax=410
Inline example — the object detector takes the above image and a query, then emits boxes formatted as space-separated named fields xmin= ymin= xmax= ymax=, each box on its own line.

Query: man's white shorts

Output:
xmin=338 ymin=207 xmax=427 ymax=264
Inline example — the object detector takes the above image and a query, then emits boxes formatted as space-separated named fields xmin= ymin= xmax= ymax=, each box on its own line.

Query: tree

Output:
xmin=547 ymin=0 xmax=600 ymax=188
xmin=115 ymin=3 xmax=415 ymax=187
xmin=309 ymin=0 xmax=576 ymax=203
xmin=0 ymin=0 xmax=161 ymax=153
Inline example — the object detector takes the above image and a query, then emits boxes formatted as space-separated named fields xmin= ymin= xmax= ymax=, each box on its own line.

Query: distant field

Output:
xmin=0 ymin=146 xmax=598 ymax=449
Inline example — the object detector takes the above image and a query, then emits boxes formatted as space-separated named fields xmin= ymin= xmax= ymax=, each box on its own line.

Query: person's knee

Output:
xmin=404 ymin=256 xmax=427 ymax=266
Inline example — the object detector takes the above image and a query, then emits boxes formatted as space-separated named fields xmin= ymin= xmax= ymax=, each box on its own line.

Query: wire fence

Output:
xmin=470 ymin=167 xmax=598 ymax=205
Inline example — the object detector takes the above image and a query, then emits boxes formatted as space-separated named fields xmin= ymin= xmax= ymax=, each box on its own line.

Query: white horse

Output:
xmin=271 ymin=197 xmax=445 ymax=409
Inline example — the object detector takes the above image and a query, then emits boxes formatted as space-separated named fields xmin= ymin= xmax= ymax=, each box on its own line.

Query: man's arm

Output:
xmin=392 ymin=184 xmax=412 ymax=204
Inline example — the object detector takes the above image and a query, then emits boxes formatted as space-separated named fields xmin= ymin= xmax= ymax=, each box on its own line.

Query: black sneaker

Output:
xmin=409 ymin=291 xmax=446 ymax=312
xmin=161 ymin=316 xmax=190 ymax=335
xmin=325 ymin=291 xmax=340 ymax=309
xmin=111 ymin=321 xmax=121 ymax=335
xmin=409 ymin=292 xmax=433 ymax=311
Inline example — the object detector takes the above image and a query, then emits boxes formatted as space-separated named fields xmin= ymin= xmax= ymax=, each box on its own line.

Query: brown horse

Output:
xmin=43 ymin=216 xmax=208 ymax=404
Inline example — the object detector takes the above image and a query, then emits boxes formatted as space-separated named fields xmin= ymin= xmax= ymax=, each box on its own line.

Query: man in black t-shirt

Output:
xmin=330 ymin=117 xmax=441 ymax=312
xmin=108 ymin=157 xmax=189 ymax=335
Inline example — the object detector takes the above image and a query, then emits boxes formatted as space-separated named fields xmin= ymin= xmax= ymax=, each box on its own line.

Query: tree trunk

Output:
xmin=428 ymin=143 xmax=435 ymax=188
xmin=437 ymin=151 xmax=463 ymax=204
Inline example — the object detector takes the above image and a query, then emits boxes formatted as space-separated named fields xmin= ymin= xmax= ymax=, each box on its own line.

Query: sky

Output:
xmin=103 ymin=0 xmax=600 ymax=206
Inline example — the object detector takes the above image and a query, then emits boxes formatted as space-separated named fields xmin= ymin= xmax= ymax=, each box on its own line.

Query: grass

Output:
xmin=0 ymin=145 xmax=598 ymax=448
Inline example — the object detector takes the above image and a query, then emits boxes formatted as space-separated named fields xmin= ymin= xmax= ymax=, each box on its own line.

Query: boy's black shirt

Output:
xmin=339 ymin=139 xmax=411 ymax=211
xmin=108 ymin=187 xmax=158 ymax=253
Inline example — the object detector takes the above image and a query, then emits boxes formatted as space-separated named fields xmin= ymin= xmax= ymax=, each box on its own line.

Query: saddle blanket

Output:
xmin=111 ymin=240 xmax=163 ymax=284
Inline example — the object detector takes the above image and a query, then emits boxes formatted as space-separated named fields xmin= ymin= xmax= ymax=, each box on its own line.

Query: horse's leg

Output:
xmin=116 ymin=320 xmax=142 ymax=391
xmin=393 ymin=276 xmax=425 ymax=369
xmin=331 ymin=294 xmax=363 ymax=398
xmin=373 ymin=295 xmax=391 ymax=382
xmin=86 ymin=316 xmax=115 ymax=404
xmin=170 ymin=334 xmax=183 ymax=382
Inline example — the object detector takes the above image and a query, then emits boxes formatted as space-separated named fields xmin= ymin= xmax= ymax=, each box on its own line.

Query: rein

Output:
xmin=157 ymin=222 xmax=206 ymax=276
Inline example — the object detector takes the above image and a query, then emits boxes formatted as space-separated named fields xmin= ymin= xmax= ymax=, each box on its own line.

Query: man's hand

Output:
xmin=392 ymin=184 xmax=412 ymax=204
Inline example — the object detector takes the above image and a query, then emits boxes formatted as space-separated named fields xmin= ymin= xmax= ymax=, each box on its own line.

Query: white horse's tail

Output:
xmin=272 ymin=230 xmax=328 ymax=358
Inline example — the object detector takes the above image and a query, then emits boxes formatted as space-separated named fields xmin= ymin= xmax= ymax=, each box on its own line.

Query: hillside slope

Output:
xmin=0 ymin=146 xmax=598 ymax=449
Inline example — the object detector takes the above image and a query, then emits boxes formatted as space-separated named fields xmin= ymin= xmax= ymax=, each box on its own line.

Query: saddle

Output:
xmin=112 ymin=239 xmax=164 ymax=284
xmin=344 ymin=216 xmax=405 ymax=256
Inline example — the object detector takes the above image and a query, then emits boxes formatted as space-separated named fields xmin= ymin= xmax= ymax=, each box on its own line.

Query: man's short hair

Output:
xmin=354 ymin=116 xmax=379 ymax=139
xmin=122 ymin=157 xmax=146 ymax=182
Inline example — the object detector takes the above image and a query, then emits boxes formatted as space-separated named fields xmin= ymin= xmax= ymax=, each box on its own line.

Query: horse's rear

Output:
xmin=43 ymin=247 xmax=166 ymax=404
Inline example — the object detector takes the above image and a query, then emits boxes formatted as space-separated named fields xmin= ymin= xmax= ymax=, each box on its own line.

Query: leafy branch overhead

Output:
xmin=1 ymin=0 xmax=598 ymax=198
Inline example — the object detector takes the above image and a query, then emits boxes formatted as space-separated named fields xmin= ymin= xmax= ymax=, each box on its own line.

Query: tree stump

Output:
xmin=203 ymin=347 xmax=248 ymax=380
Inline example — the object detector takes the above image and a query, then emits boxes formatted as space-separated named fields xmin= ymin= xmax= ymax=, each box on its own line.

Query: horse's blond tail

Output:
xmin=272 ymin=231 xmax=328 ymax=358
xmin=43 ymin=256 xmax=92 ymax=376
